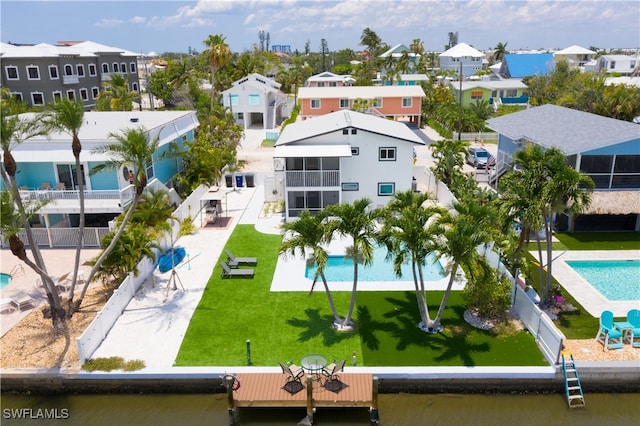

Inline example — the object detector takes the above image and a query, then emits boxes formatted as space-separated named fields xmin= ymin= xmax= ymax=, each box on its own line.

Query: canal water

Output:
xmin=1 ymin=392 xmax=639 ymax=425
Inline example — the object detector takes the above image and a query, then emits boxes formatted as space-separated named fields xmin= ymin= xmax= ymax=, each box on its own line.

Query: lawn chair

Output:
xmin=279 ymin=361 xmax=304 ymax=383
xmin=225 ymin=249 xmax=257 ymax=267
xmin=220 ymin=262 xmax=254 ymax=279
xmin=595 ymin=310 xmax=624 ymax=351
xmin=625 ymin=309 xmax=640 ymax=348
xmin=321 ymin=359 xmax=346 ymax=383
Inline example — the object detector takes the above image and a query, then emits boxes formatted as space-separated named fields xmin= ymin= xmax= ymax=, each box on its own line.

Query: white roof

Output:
xmin=298 ymin=85 xmax=425 ymax=100
xmin=554 ymin=45 xmax=596 ymax=55
xmin=11 ymin=111 xmax=199 ymax=163
xmin=307 ymin=72 xmax=355 ymax=83
xmin=440 ymin=42 xmax=483 ymax=58
xmin=399 ymin=74 xmax=429 ymax=81
xmin=0 ymin=40 xmax=138 ymax=58
xmin=275 ymin=110 xmax=425 ymax=147
xmin=274 ymin=144 xmax=352 ymax=158
xmin=453 ymin=80 xmax=528 ymax=91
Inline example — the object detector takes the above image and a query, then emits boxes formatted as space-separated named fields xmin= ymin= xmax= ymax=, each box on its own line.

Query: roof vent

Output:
xmin=130 ymin=117 xmax=139 ymax=122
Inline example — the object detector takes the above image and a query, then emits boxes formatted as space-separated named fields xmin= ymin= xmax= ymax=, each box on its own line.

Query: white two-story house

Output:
xmin=273 ymin=110 xmax=424 ymax=220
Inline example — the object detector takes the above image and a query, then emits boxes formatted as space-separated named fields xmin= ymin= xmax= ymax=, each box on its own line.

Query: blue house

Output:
xmin=498 ymin=53 xmax=555 ymax=79
xmin=5 ymin=111 xmax=198 ymax=245
xmin=487 ymin=105 xmax=640 ymax=231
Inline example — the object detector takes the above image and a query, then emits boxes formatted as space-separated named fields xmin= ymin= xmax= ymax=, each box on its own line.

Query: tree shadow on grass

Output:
xmin=286 ymin=308 xmax=356 ymax=346
xmin=356 ymin=305 xmax=397 ymax=351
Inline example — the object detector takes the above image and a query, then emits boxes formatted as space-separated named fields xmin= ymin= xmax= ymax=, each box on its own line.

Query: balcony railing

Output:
xmin=19 ymin=188 xmax=134 ymax=208
xmin=285 ymin=170 xmax=340 ymax=187
xmin=63 ymin=74 xmax=80 ymax=85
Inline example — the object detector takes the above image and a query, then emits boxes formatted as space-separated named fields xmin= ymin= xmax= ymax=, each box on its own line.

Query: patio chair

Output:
xmin=321 ymin=359 xmax=346 ymax=383
xmin=595 ymin=310 xmax=624 ymax=351
xmin=55 ymin=182 xmax=66 ymax=190
xmin=40 ymin=182 xmax=52 ymax=190
xmin=279 ymin=361 xmax=304 ymax=383
xmin=225 ymin=249 xmax=257 ymax=267
xmin=220 ymin=262 xmax=254 ymax=279
xmin=625 ymin=309 xmax=640 ymax=348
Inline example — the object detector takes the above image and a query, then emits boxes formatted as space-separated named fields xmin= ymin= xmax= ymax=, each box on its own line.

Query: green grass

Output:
xmin=261 ymin=138 xmax=276 ymax=147
xmin=553 ymin=231 xmax=640 ymax=251
xmin=175 ymin=225 xmax=546 ymax=367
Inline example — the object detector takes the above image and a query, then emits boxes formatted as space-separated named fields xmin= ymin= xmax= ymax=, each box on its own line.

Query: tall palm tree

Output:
xmin=430 ymin=196 xmax=494 ymax=331
xmin=429 ymin=138 xmax=468 ymax=186
xmin=73 ymin=127 xmax=160 ymax=311
xmin=493 ymin=42 xmax=508 ymax=63
xmin=98 ymin=73 xmax=136 ymax=111
xmin=378 ymin=190 xmax=445 ymax=330
xmin=204 ymin=34 xmax=231 ymax=111
xmin=324 ymin=198 xmax=381 ymax=329
xmin=43 ymin=99 xmax=86 ymax=311
xmin=279 ymin=210 xmax=341 ymax=325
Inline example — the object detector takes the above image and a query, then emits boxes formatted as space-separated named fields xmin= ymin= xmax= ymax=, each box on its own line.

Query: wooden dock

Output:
xmin=233 ymin=373 xmax=373 ymax=408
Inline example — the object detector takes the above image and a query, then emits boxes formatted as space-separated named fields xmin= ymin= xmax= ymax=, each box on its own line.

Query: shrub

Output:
xmin=83 ymin=356 xmax=146 ymax=372
xmin=463 ymin=264 xmax=512 ymax=320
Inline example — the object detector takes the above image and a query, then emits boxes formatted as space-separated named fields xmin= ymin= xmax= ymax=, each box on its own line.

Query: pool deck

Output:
xmin=533 ymin=249 xmax=640 ymax=317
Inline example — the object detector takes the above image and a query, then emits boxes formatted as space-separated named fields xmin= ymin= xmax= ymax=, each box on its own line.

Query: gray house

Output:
xmin=1 ymin=40 xmax=140 ymax=109
xmin=487 ymin=105 xmax=640 ymax=231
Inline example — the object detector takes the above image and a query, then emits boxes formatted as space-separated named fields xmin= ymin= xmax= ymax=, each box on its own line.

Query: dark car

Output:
xmin=467 ymin=147 xmax=493 ymax=168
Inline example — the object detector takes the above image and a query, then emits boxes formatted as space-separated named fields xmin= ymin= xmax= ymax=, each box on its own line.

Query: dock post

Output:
xmin=226 ymin=376 xmax=238 ymax=425
xmin=301 ymin=375 xmax=314 ymax=425
xmin=369 ymin=376 xmax=379 ymax=424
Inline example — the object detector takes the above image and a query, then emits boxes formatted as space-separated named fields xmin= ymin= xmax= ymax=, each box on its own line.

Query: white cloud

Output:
xmin=130 ymin=16 xmax=147 ymax=25
xmin=94 ymin=18 xmax=124 ymax=28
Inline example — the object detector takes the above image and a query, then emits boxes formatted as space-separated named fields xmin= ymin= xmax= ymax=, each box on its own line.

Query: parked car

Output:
xmin=467 ymin=147 xmax=493 ymax=168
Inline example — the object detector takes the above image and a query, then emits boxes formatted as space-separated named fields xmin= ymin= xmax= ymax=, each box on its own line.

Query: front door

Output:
xmin=56 ymin=163 xmax=87 ymax=190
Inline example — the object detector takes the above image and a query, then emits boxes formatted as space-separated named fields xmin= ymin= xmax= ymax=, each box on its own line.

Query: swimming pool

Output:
xmin=566 ymin=259 xmax=640 ymax=301
xmin=305 ymin=246 xmax=445 ymax=282
xmin=0 ymin=273 xmax=12 ymax=290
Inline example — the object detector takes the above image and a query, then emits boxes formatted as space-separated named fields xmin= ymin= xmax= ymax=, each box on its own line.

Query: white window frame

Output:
xmin=91 ymin=86 xmax=99 ymax=99
xmin=76 ymin=64 xmax=85 ymax=77
xmin=378 ymin=182 xmax=395 ymax=196
xmin=120 ymin=62 xmax=127 ymax=73
xmin=351 ymin=147 xmax=359 ymax=155
xmin=131 ymin=82 xmax=139 ymax=92
xmin=52 ymin=91 xmax=63 ymax=102
xmin=129 ymin=62 xmax=137 ymax=73
xmin=5 ymin=66 xmax=19 ymax=80
xmin=310 ymin=99 xmax=321 ymax=109
xmin=329 ymin=81 xmax=337 ymax=87
xmin=102 ymin=63 xmax=109 ymax=73
xmin=317 ymin=82 xmax=325 ymax=87
xmin=379 ymin=147 xmax=396 ymax=161
xmin=26 ymin=65 xmax=40 ymax=80
xmin=372 ymin=97 xmax=382 ymax=108
xmin=64 ymin=64 xmax=74 ymax=76
xmin=88 ymin=64 xmax=97 ymax=76
xmin=11 ymin=92 xmax=23 ymax=102
xmin=401 ymin=97 xmax=412 ymax=108
xmin=66 ymin=89 xmax=75 ymax=100
xmin=341 ymin=182 xmax=359 ymax=191
xmin=31 ymin=92 xmax=45 ymax=106
xmin=339 ymin=98 xmax=349 ymax=108
xmin=79 ymin=88 xmax=89 ymax=101
xmin=49 ymin=65 xmax=59 ymax=80
xmin=112 ymin=62 xmax=119 ymax=73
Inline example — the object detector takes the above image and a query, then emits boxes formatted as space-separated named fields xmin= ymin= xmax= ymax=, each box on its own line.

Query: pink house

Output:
xmin=297 ymin=85 xmax=425 ymax=127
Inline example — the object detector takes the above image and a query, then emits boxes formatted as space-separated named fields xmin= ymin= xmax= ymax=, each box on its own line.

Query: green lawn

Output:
xmin=175 ymin=225 xmax=546 ymax=367
xmin=553 ymin=231 xmax=640 ymax=251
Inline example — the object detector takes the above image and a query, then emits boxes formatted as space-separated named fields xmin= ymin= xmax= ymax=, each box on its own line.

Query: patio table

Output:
xmin=301 ymin=354 xmax=327 ymax=380
xmin=615 ymin=321 xmax=635 ymax=344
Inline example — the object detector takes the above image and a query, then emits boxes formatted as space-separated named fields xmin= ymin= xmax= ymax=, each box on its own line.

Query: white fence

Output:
xmin=452 ymin=131 xmax=499 ymax=142
xmin=75 ymin=185 xmax=209 ymax=364
xmin=1 ymin=227 xmax=110 ymax=249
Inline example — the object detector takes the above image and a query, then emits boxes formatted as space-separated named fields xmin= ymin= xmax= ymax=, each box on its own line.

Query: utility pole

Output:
xmin=457 ymin=60 xmax=462 ymax=140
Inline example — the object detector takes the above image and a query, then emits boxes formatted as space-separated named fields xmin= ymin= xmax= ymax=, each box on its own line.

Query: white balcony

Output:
xmin=63 ymin=74 xmax=79 ymax=85
xmin=285 ymin=170 xmax=340 ymax=187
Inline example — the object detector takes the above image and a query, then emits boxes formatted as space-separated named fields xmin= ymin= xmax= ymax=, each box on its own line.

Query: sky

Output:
xmin=1 ymin=0 xmax=639 ymax=55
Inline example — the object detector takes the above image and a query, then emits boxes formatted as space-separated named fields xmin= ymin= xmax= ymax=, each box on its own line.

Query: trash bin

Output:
xmin=235 ymin=174 xmax=244 ymax=188
xmin=245 ymin=173 xmax=255 ymax=187
xmin=225 ymin=174 xmax=233 ymax=188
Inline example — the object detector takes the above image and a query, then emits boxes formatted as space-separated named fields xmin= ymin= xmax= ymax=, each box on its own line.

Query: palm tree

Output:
xmin=204 ymin=34 xmax=231 ymax=110
xmin=430 ymin=196 xmax=495 ymax=331
xmin=279 ymin=210 xmax=341 ymax=325
xmin=43 ymin=99 xmax=86 ymax=311
xmin=98 ymin=73 xmax=136 ymax=111
xmin=73 ymin=127 xmax=160 ymax=311
xmin=429 ymin=139 xmax=468 ymax=186
xmin=493 ymin=42 xmax=508 ymax=63
xmin=324 ymin=198 xmax=381 ymax=329
xmin=378 ymin=190 xmax=445 ymax=330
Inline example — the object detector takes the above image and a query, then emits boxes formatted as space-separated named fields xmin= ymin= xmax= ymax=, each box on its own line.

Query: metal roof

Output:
xmin=298 ymin=85 xmax=425 ymax=99
xmin=486 ymin=105 xmax=640 ymax=155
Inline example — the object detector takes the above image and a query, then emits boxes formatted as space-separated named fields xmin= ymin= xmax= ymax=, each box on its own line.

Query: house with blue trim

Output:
xmin=4 ymin=110 xmax=198 ymax=245
xmin=439 ymin=43 xmax=483 ymax=78
xmin=450 ymin=80 xmax=528 ymax=108
xmin=498 ymin=53 xmax=555 ymax=79
xmin=487 ymin=104 xmax=640 ymax=231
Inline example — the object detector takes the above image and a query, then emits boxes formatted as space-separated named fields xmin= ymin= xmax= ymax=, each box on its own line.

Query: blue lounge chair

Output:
xmin=625 ymin=309 xmax=640 ymax=348
xmin=595 ymin=310 xmax=624 ymax=351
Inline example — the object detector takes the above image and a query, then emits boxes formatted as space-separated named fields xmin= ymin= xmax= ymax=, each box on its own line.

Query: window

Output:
xmin=64 ymin=64 xmax=73 ymax=76
xmin=310 ymin=99 xmax=321 ymax=109
xmin=317 ymin=82 xmax=325 ymax=87
xmin=66 ymin=90 xmax=75 ymax=100
xmin=229 ymin=94 xmax=239 ymax=106
xmin=351 ymin=147 xmax=359 ymax=155
xmin=329 ymin=82 xmax=337 ymax=87
xmin=351 ymin=128 xmax=357 ymax=134
xmin=342 ymin=183 xmax=359 ymax=191
xmin=379 ymin=147 xmax=396 ymax=161
xmin=120 ymin=63 xmax=126 ymax=73
xmin=237 ymin=112 xmax=244 ymax=119
xmin=372 ymin=98 xmax=382 ymax=107
xmin=26 ymin=65 xmax=40 ymax=80
xmin=610 ymin=61 xmax=616 ymax=69
xmin=631 ymin=61 xmax=637 ymax=69
xmin=77 ymin=64 xmax=85 ymax=77
xmin=89 ymin=64 xmax=97 ymax=76
xmin=491 ymin=90 xmax=497 ymax=97
xmin=505 ymin=89 xmax=517 ymax=98
xmin=378 ymin=182 xmax=395 ymax=196
xmin=112 ymin=62 xmax=119 ymax=73
xmin=339 ymin=98 xmax=349 ymax=108
xmin=130 ymin=62 xmax=137 ymax=73
xmin=402 ymin=97 xmax=412 ymax=107
xmin=470 ymin=91 xmax=483 ymax=100
xmin=102 ymin=63 xmax=109 ymax=73
xmin=91 ymin=87 xmax=99 ymax=99
xmin=11 ymin=92 xmax=23 ymax=102
xmin=49 ymin=65 xmax=59 ymax=80
xmin=6 ymin=66 xmax=19 ymax=80
xmin=53 ymin=91 xmax=62 ymax=102
xmin=248 ymin=94 xmax=260 ymax=105
xmin=342 ymin=129 xmax=349 ymax=135
xmin=31 ymin=92 xmax=44 ymax=106
xmin=131 ymin=82 xmax=138 ymax=91
xmin=79 ymin=88 xmax=89 ymax=101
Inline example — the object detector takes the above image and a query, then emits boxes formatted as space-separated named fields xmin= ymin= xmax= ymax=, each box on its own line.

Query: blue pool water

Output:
xmin=0 ymin=273 xmax=12 ymax=289
xmin=305 ymin=246 xmax=445 ymax=282
xmin=566 ymin=259 xmax=640 ymax=301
